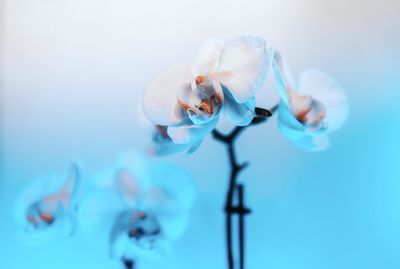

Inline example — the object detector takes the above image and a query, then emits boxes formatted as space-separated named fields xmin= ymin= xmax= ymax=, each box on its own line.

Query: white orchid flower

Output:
xmin=272 ymin=52 xmax=349 ymax=151
xmin=14 ymin=165 xmax=81 ymax=244
xmin=79 ymin=153 xmax=196 ymax=264
xmin=142 ymin=35 xmax=272 ymax=154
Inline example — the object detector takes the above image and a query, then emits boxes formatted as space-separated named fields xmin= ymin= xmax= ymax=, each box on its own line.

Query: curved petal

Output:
xmin=277 ymin=101 xmax=307 ymax=141
xmin=146 ymin=162 xmax=196 ymax=212
xmin=222 ymin=85 xmax=255 ymax=126
xmin=14 ymin=167 xmax=81 ymax=242
xmin=292 ymin=135 xmax=330 ymax=151
xmin=78 ymin=189 xmax=127 ymax=234
xmin=150 ymin=138 xmax=198 ymax=156
xmin=193 ymin=38 xmax=225 ymax=76
xmin=157 ymin=212 xmax=190 ymax=241
xmin=59 ymin=164 xmax=81 ymax=210
xmin=142 ymin=63 xmax=193 ymax=126
xmin=142 ymin=162 xmax=195 ymax=241
xmin=150 ymin=125 xmax=202 ymax=155
xmin=299 ymin=69 xmax=349 ymax=132
xmin=167 ymin=117 xmax=219 ymax=144
xmin=213 ymin=35 xmax=272 ymax=103
xmin=278 ymin=102 xmax=329 ymax=151
xmin=272 ymin=51 xmax=297 ymax=106
xmin=116 ymin=169 xmax=141 ymax=208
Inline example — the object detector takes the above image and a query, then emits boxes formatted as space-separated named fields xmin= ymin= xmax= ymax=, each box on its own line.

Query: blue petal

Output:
xmin=222 ymin=86 xmax=255 ymax=126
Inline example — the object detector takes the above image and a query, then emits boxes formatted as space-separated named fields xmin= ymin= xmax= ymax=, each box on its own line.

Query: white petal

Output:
xmin=143 ymin=162 xmax=195 ymax=240
xmin=299 ymin=70 xmax=349 ymax=132
xmin=193 ymin=38 xmax=225 ymax=76
xmin=293 ymin=135 xmax=330 ymax=151
xmin=78 ymin=190 xmax=126 ymax=233
xmin=116 ymin=169 xmax=141 ymax=207
xmin=150 ymin=139 xmax=195 ymax=156
xmin=214 ymin=35 xmax=272 ymax=103
xmin=115 ymin=153 xmax=153 ymax=195
xmin=150 ymin=126 xmax=201 ymax=155
xmin=277 ymin=102 xmax=307 ymax=141
xmin=142 ymin=63 xmax=192 ymax=126
xmin=146 ymin=162 xmax=196 ymax=212
xmin=109 ymin=225 xmax=130 ymax=259
xmin=59 ymin=164 xmax=81 ymax=209
xmin=222 ymin=86 xmax=255 ymax=126
xmin=167 ymin=117 xmax=219 ymax=144
xmin=272 ymin=51 xmax=297 ymax=106
xmin=278 ymin=102 xmax=329 ymax=151
xmin=157 ymin=212 xmax=190 ymax=241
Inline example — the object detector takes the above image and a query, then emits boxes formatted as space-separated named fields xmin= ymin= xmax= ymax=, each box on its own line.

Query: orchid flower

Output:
xmin=272 ymin=52 xmax=349 ymax=150
xmin=142 ymin=35 xmax=272 ymax=154
xmin=79 ymin=153 xmax=196 ymax=264
xmin=15 ymin=165 xmax=81 ymax=243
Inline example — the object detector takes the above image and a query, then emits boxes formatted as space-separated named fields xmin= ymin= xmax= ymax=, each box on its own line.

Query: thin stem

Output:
xmin=238 ymin=185 xmax=245 ymax=269
xmin=122 ymin=258 xmax=135 ymax=269
xmin=212 ymin=105 xmax=277 ymax=269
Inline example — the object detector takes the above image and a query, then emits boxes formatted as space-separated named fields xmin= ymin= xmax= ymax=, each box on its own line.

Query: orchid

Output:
xmin=12 ymin=32 xmax=350 ymax=269
xmin=142 ymin=35 xmax=272 ymax=154
xmin=272 ymin=52 xmax=349 ymax=151
xmin=79 ymin=153 xmax=196 ymax=267
xmin=14 ymin=165 xmax=81 ymax=243
xmin=140 ymin=37 xmax=349 ymax=269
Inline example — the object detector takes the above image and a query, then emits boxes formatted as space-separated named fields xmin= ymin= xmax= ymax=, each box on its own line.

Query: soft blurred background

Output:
xmin=1 ymin=0 xmax=399 ymax=268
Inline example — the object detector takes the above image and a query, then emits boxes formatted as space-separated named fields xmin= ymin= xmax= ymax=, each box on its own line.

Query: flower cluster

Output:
xmin=81 ymin=154 xmax=195 ymax=264
xmin=142 ymin=35 xmax=348 ymax=152
xmin=14 ymin=34 xmax=349 ymax=269
xmin=15 ymin=154 xmax=195 ymax=267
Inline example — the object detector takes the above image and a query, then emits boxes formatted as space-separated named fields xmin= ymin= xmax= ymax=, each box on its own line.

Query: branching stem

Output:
xmin=212 ymin=104 xmax=278 ymax=269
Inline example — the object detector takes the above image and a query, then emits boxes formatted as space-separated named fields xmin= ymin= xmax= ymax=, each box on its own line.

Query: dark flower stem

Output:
xmin=212 ymin=105 xmax=278 ymax=269
xmin=122 ymin=258 xmax=135 ymax=269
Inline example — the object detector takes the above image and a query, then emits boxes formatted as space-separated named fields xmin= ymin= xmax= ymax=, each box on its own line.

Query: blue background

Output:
xmin=1 ymin=0 xmax=399 ymax=268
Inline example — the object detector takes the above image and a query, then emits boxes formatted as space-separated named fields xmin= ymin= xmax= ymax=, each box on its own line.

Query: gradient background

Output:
xmin=1 ymin=0 xmax=400 ymax=268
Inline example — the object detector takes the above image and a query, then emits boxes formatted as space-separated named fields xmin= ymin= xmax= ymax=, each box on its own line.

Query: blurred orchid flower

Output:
xmin=142 ymin=35 xmax=272 ymax=154
xmin=272 ymin=52 xmax=349 ymax=150
xmin=15 ymin=165 xmax=81 ymax=243
xmin=79 ymin=153 xmax=196 ymax=264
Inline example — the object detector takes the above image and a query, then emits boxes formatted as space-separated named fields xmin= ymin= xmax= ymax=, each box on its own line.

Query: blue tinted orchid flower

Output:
xmin=79 ymin=153 xmax=196 ymax=263
xmin=142 ymin=35 xmax=272 ymax=154
xmin=15 ymin=165 xmax=81 ymax=242
xmin=272 ymin=52 xmax=349 ymax=150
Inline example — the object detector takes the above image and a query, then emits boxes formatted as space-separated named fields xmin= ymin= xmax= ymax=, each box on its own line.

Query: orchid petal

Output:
xmin=116 ymin=169 xmax=141 ymax=208
xmin=142 ymin=63 xmax=192 ymax=126
xmin=167 ymin=117 xmax=219 ymax=144
xmin=214 ymin=35 xmax=272 ymax=103
xmin=277 ymin=102 xmax=307 ymax=141
xmin=78 ymin=190 xmax=126 ymax=234
xmin=272 ymin=51 xmax=297 ymax=105
xmin=292 ymin=135 xmax=330 ymax=151
xmin=146 ymin=162 xmax=196 ymax=212
xmin=157 ymin=212 xmax=190 ymax=241
xmin=150 ymin=139 xmax=197 ymax=156
xmin=299 ymin=69 xmax=349 ymax=132
xmin=193 ymin=38 xmax=225 ymax=76
xmin=150 ymin=125 xmax=201 ymax=155
xmin=15 ymin=166 xmax=81 ymax=242
xmin=222 ymin=86 xmax=255 ymax=126
xmin=278 ymin=99 xmax=329 ymax=151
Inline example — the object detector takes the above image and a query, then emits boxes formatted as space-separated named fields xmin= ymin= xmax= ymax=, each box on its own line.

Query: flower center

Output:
xmin=127 ymin=211 xmax=162 ymax=250
xmin=177 ymin=75 xmax=223 ymax=125
xmin=26 ymin=200 xmax=60 ymax=231
xmin=289 ymin=93 xmax=326 ymax=126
